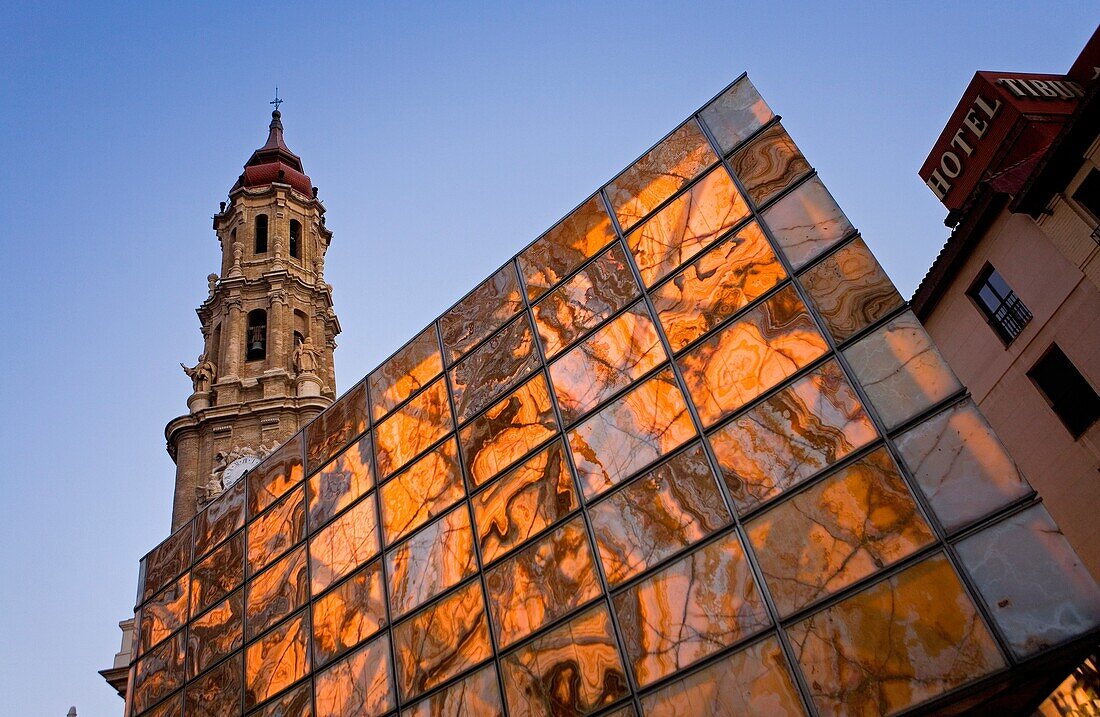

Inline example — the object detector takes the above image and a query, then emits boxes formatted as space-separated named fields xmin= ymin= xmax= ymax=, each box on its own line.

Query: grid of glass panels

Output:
xmin=126 ymin=75 xmax=1100 ymax=717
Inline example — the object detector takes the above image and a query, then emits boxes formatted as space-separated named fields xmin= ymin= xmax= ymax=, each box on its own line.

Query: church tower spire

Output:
xmin=165 ymin=107 xmax=340 ymax=530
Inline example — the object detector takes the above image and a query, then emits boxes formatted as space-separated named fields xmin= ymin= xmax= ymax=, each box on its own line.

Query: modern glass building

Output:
xmin=125 ymin=75 xmax=1100 ymax=717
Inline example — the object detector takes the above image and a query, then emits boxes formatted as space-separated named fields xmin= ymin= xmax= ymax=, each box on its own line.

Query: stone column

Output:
xmin=267 ymin=288 xmax=287 ymax=372
xmin=222 ymin=297 xmax=243 ymax=380
xmin=170 ymin=429 xmax=200 ymax=531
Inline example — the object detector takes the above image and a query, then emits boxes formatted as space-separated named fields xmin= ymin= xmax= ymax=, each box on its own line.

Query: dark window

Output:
xmin=290 ymin=220 xmax=302 ymax=259
xmin=1028 ymin=345 xmax=1100 ymax=438
xmin=246 ymin=309 xmax=267 ymax=361
xmin=255 ymin=214 xmax=269 ymax=254
xmin=1072 ymin=168 xmax=1100 ymax=224
xmin=968 ymin=265 xmax=1031 ymax=343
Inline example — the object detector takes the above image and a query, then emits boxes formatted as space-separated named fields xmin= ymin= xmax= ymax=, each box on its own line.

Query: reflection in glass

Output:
xmin=387 ymin=503 xmax=476 ymax=617
xmin=187 ymin=591 xmax=242 ymax=678
xmin=132 ymin=630 xmax=186 ymax=714
xmin=306 ymin=381 xmax=368 ymax=473
xmin=312 ymin=559 xmax=386 ymax=667
xmin=190 ymin=532 xmax=244 ymax=616
xmin=519 ymin=193 xmax=617 ymax=301
xmin=195 ymin=480 xmax=245 ymax=559
xmin=141 ymin=523 xmax=192 ymax=604
xmin=184 ymin=651 xmax=242 ymax=717
xmin=800 ymin=236 xmax=903 ymax=343
xmin=138 ymin=574 xmax=189 ymax=657
xmin=699 ymin=76 xmax=776 ymax=155
xmin=247 ymin=485 xmax=305 ymax=576
xmin=369 ymin=326 xmax=443 ymax=421
xmin=314 ymin=633 xmax=394 ymax=717
xmin=251 ymin=682 xmax=311 ymax=717
xmin=728 ymin=123 xmax=809 ymax=206
xmin=450 ymin=313 xmax=541 ymax=422
xmin=440 ymin=262 xmax=524 ymax=362
xmin=762 ymin=175 xmax=852 ymax=270
xmin=374 ymin=378 xmax=453 ymax=478
xmin=244 ymin=610 xmax=311 ymax=710
xmin=380 ymin=437 xmax=464 ymax=545
xmin=401 ymin=662 xmax=504 ymax=717
xmin=307 ymin=433 xmax=374 ymax=532
xmin=247 ymin=433 xmax=304 ymax=517
xmin=246 ymin=545 xmax=308 ymax=639
xmin=308 ymin=496 xmax=380 ymax=595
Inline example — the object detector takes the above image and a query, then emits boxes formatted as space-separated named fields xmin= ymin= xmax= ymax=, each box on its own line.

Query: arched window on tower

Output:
xmin=246 ymin=309 xmax=267 ymax=361
xmin=255 ymin=214 xmax=269 ymax=254
xmin=289 ymin=220 xmax=302 ymax=260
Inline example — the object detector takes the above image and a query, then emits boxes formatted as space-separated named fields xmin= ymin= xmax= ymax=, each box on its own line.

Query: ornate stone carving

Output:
xmin=182 ymin=354 xmax=217 ymax=394
xmin=198 ymin=443 xmax=275 ymax=503
xmin=207 ymin=273 xmax=219 ymax=296
xmin=293 ymin=336 xmax=320 ymax=375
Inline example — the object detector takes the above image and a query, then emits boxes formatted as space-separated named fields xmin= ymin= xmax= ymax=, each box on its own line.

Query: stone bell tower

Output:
xmin=165 ymin=107 xmax=340 ymax=531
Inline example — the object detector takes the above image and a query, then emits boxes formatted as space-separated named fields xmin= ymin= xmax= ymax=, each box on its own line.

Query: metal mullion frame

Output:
xmin=596 ymin=184 xmax=821 ymax=717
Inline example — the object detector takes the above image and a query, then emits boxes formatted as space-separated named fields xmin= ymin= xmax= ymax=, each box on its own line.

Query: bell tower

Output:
xmin=165 ymin=107 xmax=340 ymax=530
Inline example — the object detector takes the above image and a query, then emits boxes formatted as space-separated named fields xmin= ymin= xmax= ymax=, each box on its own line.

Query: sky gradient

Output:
xmin=0 ymin=3 xmax=1095 ymax=714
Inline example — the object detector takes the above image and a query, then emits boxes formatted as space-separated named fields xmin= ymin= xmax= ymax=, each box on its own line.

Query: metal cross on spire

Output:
xmin=270 ymin=88 xmax=283 ymax=112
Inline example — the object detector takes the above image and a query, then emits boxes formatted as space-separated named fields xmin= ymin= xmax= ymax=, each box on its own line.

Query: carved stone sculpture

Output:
xmin=182 ymin=354 xmax=217 ymax=394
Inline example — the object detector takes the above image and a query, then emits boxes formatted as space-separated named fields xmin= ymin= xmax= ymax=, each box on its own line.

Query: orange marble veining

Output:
xmin=440 ymin=263 xmax=525 ymax=363
xmin=246 ymin=545 xmax=308 ymax=638
xmin=519 ymin=193 xmax=617 ymax=300
xmin=189 ymin=532 xmax=243 ymax=616
xmin=402 ymin=663 xmax=504 ymax=717
xmin=246 ymin=485 xmax=305 ymax=576
xmin=311 ymin=559 xmax=386 ymax=667
xmin=138 ymin=574 xmax=189 ymax=657
xmin=250 ymin=683 xmax=311 ymax=717
xmin=307 ymin=433 xmax=373 ymax=532
xmin=699 ymin=77 xmax=776 ymax=155
xmin=308 ymin=496 xmax=380 ymax=595
xmin=313 ymin=634 xmax=394 ymax=717
xmin=800 ymin=236 xmax=904 ymax=343
xmin=368 ymin=326 xmax=444 ymax=421
xmin=247 ymin=433 xmax=304 ymax=517
xmin=244 ymin=610 xmax=311 ymax=709
xmin=728 ymin=123 xmax=810 ymax=206
xmin=380 ymin=437 xmax=464 ymax=545
xmin=305 ymin=381 xmax=368 ymax=473
xmin=450 ymin=312 xmax=541 ymax=422
xmin=373 ymin=377 xmax=453 ymax=478
xmin=387 ymin=503 xmax=476 ymax=616
xmin=141 ymin=523 xmax=193 ymax=603
xmin=762 ymin=175 xmax=853 ymax=270
xmin=184 ymin=651 xmax=241 ymax=716
xmin=194 ymin=480 xmax=244 ymax=559
xmin=187 ymin=592 xmax=242 ymax=678
xmin=132 ymin=630 xmax=186 ymax=714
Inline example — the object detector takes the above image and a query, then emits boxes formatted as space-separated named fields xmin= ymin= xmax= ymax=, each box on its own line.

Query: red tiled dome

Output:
xmin=231 ymin=110 xmax=314 ymax=196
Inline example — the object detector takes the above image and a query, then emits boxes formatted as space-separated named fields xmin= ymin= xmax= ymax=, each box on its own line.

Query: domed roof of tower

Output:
xmin=231 ymin=110 xmax=314 ymax=197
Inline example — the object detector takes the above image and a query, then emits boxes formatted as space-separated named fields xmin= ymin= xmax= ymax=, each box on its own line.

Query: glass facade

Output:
xmin=126 ymin=75 xmax=1100 ymax=717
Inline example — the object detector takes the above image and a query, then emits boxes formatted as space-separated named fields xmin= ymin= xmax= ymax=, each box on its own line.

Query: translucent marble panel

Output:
xmin=249 ymin=682 xmax=311 ymax=717
xmin=957 ymin=504 xmax=1100 ymax=658
xmin=533 ymin=242 xmax=640 ymax=359
xmin=843 ymin=311 xmax=962 ymax=430
xmin=589 ymin=443 xmax=729 ymax=585
xmin=550 ymin=304 xmax=667 ymax=424
xmin=651 ymin=220 xmax=786 ymax=352
xmin=247 ymin=433 xmax=304 ymax=516
xmin=638 ymin=636 xmax=804 ymax=717
xmin=374 ymin=378 xmax=453 ymax=478
xmin=380 ymin=437 xmax=464 ymax=546
xmin=306 ymin=381 xmax=368 ymax=473
xmin=501 ymin=603 xmax=628 ymax=716
xmin=187 ymin=592 xmax=242 ymax=678
xmin=369 ymin=325 xmax=443 ymax=421
xmin=138 ymin=574 xmax=189 ymax=656
xmin=247 ymin=485 xmax=305 ymax=576
xmin=895 ymin=399 xmax=1031 ymax=531
xmin=387 ymin=503 xmax=477 ymax=616
xmin=401 ymin=662 xmax=504 ymax=717
xmin=615 ymin=532 xmax=770 ymax=686
xmin=141 ymin=522 xmax=192 ymax=603
xmin=789 ymin=555 xmax=1003 ymax=716
xmin=195 ymin=480 xmax=245 ymax=559
xmin=312 ymin=559 xmax=386 ymax=667
xmin=568 ymin=367 xmax=696 ymax=499
xmin=140 ymin=693 xmax=183 ymax=717
xmin=314 ymin=634 xmax=394 ymax=717
xmin=393 ymin=579 xmax=493 ymax=701
xmin=486 ymin=516 xmax=602 ymax=647
xmin=708 ymin=359 xmax=878 ymax=513
xmin=307 ymin=433 xmax=374 ymax=532
xmin=762 ymin=175 xmax=853 ymax=270
xmin=519 ymin=193 xmax=617 ymax=301
xmin=450 ymin=313 xmax=540 ymax=423
xmin=678 ymin=285 xmax=827 ymax=427
xmin=460 ymin=372 xmax=559 ymax=487
xmin=472 ymin=439 xmax=578 ymax=565
xmin=308 ymin=496 xmax=380 ymax=595
xmin=728 ymin=123 xmax=810 ymax=206
xmin=626 ymin=164 xmax=750 ymax=287
xmin=244 ymin=610 xmax=311 ymax=710
xmin=699 ymin=76 xmax=776 ymax=155
xmin=185 ymin=651 xmax=242 ymax=717
xmin=440 ymin=262 xmax=525 ymax=363
xmin=246 ymin=545 xmax=308 ymax=639
xmin=800 ymin=236 xmax=903 ymax=343
xmin=190 ymin=532 xmax=244 ymax=616
xmin=747 ymin=448 xmax=935 ymax=615
xmin=132 ymin=630 xmax=186 ymax=714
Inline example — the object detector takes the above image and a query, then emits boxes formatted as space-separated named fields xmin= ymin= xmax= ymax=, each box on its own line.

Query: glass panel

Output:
xmin=843 ymin=311 xmax=963 ymax=430
xmin=590 ymin=443 xmax=730 ymax=585
xmin=132 ymin=630 xmax=186 ymax=715
xmin=312 ymin=559 xmax=386 ymax=667
xmin=401 ymin=662 xmax=504 ymax=717
xmin=314 ymin=633 xmax=394 ymax=717
xmin=246 ymin=545 xmax=308 ymax=639
xmin=450 ymin=313 xmax=541 ymax=423
xmin=369 ymin=326 xmax=443 ymax=421
xmin=678 ymin=285 xmax=827 ymax=427
xmin=615 ymin=532 xmax=770 ymax=686
xmin=185 ymin=651 xmax=242 ymax=717
xmin=141 ymin=693 xmax=183 ymax=717
xmin=699 ymin=76 xmax=776 ymax=155
xmin=626 ymin=164 xmax=749 ymax=287
xmin=440 ymin=262 xmax=525 ymax=363
xmin=187 ymin=591 xmax=243 ymax=678
xmin=460 ymin=372 xmax=559 ymax=487
xmin=500 ymin=603 xmax=628 ymax=716
xmin=789 ymin=555 xmax=1003 ymax=716
xmin=393 ymin=579 xmax=493 ymax=701
xmin=606 ymin=118 xmax=718 ymax=233
xmin=247 ymin=485 xmax=305 ymax=576
xmin=800 ymin=236 xmax=904 ymax=343
xmin=380 ymin=437 xmax=464 ymax=546
xmin=137 ymin=574 xmax=189 ymax=656
xmin=638 ymin=636 xmax=804 ymax=717
xmin=141 ymin=523 xmax=192 ymax=604
xmin=957 ymin=504 xmax=1100 ymax=659
xmin=374 ymin=378 xmax=453 ymax=478
xmin=247 ymin=433 xmax=304 ymax=517
xmin=472 ymin=439 xmax=578 ymax=565
xmin=708 ymin=359 xmax=877 ymax=514
xmin=728 ymin=123 xmax=810 ymax=206
xmin=309 ymin=496 xmax=380 ymax=595
xmin=519 ymin=193 xmax=617 ymax=301
xmin=569 ymin=367 xmax=696 ymax=500
xmin=747 ymin=447 xmax=935 ymax=616
xmin=550 ymin=304 xmax=667 ymax=425
xmin=651 ymin=220 xmax=786 ymax=352
xmin=306 ymin=381 xmax=368 ymax=474
xmin=533 ymin=242 xmax=640 ymax=360
xmin=307 ymin=433 xmax=374 ymax=533
xmin=895 ymin=399 xmax=1030 ymax=531
xmin=762 ymin=175 xmax=853 ymax=270
xmin=486 ymin=516 xmax=602 ymax=647
xmin=195 ymin=480 xmax=245 ymax=559
xmin=387 ymin=503 xmax=477 ymax=617
xmin=244 ymin=610 xmax=311 ymax=710
xmin=248 ymin=682 xmax=311 ymax=717
xmin=190 ymin=532 xmax=244 ymax=616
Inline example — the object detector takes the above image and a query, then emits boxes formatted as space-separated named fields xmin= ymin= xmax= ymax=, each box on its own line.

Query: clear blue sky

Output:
xmin=0 ymin=2 xmax=1094 ymax=714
